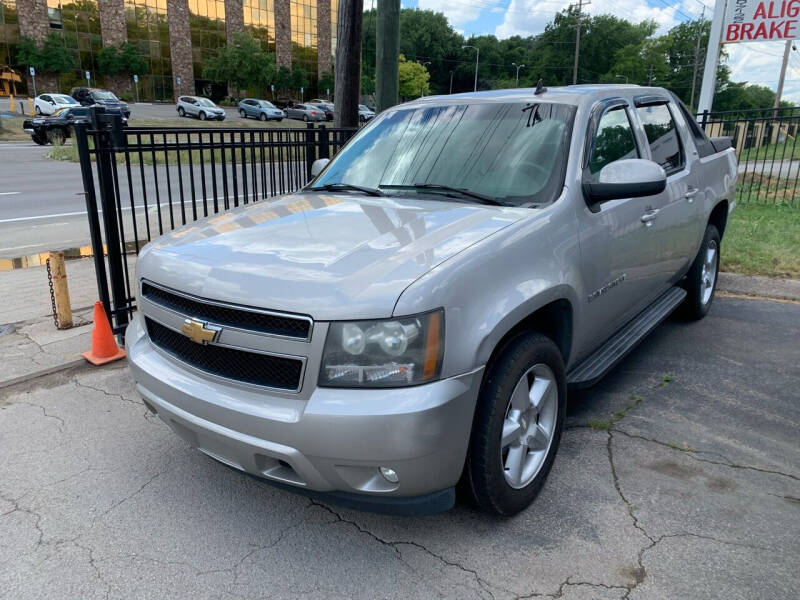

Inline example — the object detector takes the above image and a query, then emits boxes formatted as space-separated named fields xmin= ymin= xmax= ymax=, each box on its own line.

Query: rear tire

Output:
xmin=463 ymin=332 xmax=566 ymax=516
xmin=31 ymin=133 xmax=48 ymax=145
xmin=303 ymin=114 xmax=309 ymax=122
xmin=259 ymin=112 xmax=267 ymax=121
xmin=680 ymin=224 xmax=720 ymax=320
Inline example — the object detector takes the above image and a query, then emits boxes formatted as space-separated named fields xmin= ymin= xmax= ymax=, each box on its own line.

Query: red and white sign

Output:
xmin=723 ymin=0 xmax=800 ymax=42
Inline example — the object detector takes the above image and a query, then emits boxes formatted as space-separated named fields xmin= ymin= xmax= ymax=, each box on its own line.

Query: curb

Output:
xmin=717 ymin=272 xmax=800 ymax=302
xmin=0 ymin=358 xmax=87 ymax=390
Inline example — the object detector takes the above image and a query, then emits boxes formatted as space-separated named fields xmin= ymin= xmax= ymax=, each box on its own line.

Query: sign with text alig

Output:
xmin=724 ymin=0 xmax=799 ymax=42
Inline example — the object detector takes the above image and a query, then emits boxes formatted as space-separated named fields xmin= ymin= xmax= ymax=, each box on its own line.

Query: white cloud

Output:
xmin=418 ymin=0 xmax=501 ymax=27
xmin=723 ymin=42 xmax=800 ymax=103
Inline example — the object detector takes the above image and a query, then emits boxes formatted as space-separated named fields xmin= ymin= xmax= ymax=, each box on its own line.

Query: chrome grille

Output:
xmin=145 ymin=318 xmax=304 ymax=390
xmin=141 ymin=282 xmax=311 ymax=340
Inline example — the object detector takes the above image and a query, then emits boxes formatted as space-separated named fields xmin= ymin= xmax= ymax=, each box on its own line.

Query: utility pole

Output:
xmin=572 ymin=0 xmax=589 ymax=85
xmin=773 ymin=39 xmax=792 ymax=117
xmin=647 ymin=65 xmax=655 ymax=86
xmin=334 ymin=0 xmax=364 ymax=128
xmin=375 ymin=0 xmax=400 ymax=113
xmin=512 ymin=62 xmax=525 ymax=87
xmin=449 ymin=70 xmax=454 ymax=94
xmin=689 ymin=6 xmax=706 ymax=110
xmin=463 ymin=44 xmax=479 ymax=92
xmin=419 ymin=61 xmax=430 ymax=97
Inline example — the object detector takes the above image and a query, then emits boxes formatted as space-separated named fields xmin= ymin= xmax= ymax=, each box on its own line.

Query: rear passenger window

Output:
xmin=636 ymin=104 xmax=684 ymax=174
xmin=588 ymin=106 xmax=638 ymax=178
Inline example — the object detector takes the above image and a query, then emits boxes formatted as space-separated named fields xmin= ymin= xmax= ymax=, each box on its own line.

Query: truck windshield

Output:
xmin=314 ymin=102 xmax=575 ymax=206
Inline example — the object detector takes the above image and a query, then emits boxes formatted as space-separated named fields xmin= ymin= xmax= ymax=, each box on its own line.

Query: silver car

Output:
xmin=176 ymin=96 xmax=226 ymax=121
xmin=238 ymin=98 xmax=285 ymax=121
xmin=127 ymin=86 xmax=736 ymax=515
xmin=286 ymin=103 xmax=325 ymax=122
xmin=358 ymin=104 xmax=375 ymax=122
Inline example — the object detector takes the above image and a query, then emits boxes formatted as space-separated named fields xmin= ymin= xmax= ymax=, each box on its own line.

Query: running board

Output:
xmin=567 ymin=286 xmax=687 ymax=389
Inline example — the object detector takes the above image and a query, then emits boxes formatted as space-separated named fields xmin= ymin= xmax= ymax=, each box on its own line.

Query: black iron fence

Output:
xmin=75 ymin=108 xmax=357 ymax=334
xmin=699 ymin=106 xmax=799 ymax=207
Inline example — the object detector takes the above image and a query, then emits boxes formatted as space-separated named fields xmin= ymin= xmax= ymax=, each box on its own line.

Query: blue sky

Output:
xmin=392 ymin=0 xmax=800 ymax=103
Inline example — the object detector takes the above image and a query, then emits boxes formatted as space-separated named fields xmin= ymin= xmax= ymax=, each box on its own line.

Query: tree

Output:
xmin=398 ymin=54 xmax=429 ymax=99
xmin=318 ymin=71 xmax=334 ymax=96
xmin=40 ymin=33 xmax=77 ymax=77
xmin=202 ymin=32 xmax=276 ymax=96
xmin=274 ymin=65 xmax=292 ymax=96
xmin=97 ymin=46 xmax=122 ymax=77
xmin=120 ymin=42 xmax=147 ymax=78
xmin=290 ymin=66 xmax=308 ymax=95
xmin=15 ymin=36 xmax=43 ymax=73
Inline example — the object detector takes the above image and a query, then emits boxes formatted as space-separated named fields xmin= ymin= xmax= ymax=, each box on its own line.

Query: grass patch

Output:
xmin=588 ymin=394 xmax=643 ymax=430
xmin=0 ymin=116 xmax=32 ymax=142
xmin=738 ymin=139 xmax=800 ymax=162
xmin=737 ymin=174 xmax=798 ymax=206
xmin=721 ymin=203 xmax=800 ymax=278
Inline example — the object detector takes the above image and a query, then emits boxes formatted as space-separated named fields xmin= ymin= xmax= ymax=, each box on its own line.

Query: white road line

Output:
xmin=0 ymin=192 xmax=21 ymax=196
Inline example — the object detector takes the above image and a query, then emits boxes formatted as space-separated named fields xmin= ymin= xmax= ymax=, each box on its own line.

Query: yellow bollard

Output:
xmin=9 ymin=94 xmax=15 ymax=112
xmin=47 ymin=252 xmax=73 ymax=329
xmin=27 ymin=97 xmax=34 ymax=114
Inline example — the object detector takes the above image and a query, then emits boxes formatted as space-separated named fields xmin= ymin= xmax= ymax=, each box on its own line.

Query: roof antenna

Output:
xmin=534 ymin=79 xmax=547 ymax=95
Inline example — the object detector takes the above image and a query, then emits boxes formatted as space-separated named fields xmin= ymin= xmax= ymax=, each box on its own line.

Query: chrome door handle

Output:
xmin=684 ymin=188 xmax=698 ymax=203
xmin=640 ymin=209 xmax=660 ymax=226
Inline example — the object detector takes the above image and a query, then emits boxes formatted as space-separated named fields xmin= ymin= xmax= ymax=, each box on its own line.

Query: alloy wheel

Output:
xmin=700 ymin=239 xmax=718 ymax=305
xmin=500 ymin=363 xmax=558 ymax=489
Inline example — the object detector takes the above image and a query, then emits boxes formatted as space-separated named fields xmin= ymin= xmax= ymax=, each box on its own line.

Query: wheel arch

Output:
xmin=708 ymin=200 xmax=729 ymax=239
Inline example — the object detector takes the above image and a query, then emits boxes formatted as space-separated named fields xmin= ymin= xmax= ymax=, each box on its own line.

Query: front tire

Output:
xmin=35 ymin=105 xmax=42 ymax=115
xmin=680 ymin=224 xmax=721 ymax=320
xmin=199 ymin=111 xmax=206 ymax=121
xmin=464 ymin=332 xmax=566 ymax=516
xmin=239 ymin=109 xmax=246 ymax=118
xmin=259 ymin=112 xmax=267 ymax=121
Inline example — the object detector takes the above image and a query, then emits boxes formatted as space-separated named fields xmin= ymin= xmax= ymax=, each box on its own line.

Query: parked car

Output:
xmin=308 ymin=99 xmax=334 ymax=121
xmin=237 ymin=98 xmax=285 ymax=121
xmin=358 ymin=104 xmax=375 ymax=122
xmin=127 ymin=86 xmax=736 ymax=516
xmin=176 ymin=96 xmax=226 ymax=121
xmin=34 ymin=93 xmax=80 ymax=115
xmin=23 ymin=106 xmax=94 ymax=145
xmin=70 ymin=87 xmax=130 ymax=119
xmin=285 ymin=103 xmax=325 ymax=122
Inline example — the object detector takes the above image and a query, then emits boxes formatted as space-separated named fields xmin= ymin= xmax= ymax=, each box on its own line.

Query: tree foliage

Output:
xmin=398 ymin=54 xmax=430 ymax=99
xmin=202 ymin=32 xmax=276 ymax=95
xmin=15 ymin=34 xmax=77 ymax=76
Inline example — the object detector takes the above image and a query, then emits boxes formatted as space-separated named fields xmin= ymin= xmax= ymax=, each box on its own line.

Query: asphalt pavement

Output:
xmin=1 ymin=294 xmax=798 ymax=599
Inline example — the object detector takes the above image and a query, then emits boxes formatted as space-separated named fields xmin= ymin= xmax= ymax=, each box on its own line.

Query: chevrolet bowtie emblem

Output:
xmin=181 ymin=318 xmax=221 ymax=344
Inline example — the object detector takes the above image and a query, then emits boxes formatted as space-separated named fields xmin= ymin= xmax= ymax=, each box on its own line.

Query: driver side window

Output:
xmin=588 ymin=106 xmax=639 ymax=180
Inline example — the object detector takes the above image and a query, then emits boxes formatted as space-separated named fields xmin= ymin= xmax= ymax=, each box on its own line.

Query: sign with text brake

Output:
xmin=724 ymin=0 xmax=799 ymax=42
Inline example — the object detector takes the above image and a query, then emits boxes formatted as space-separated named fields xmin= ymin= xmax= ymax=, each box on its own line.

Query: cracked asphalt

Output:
xmin=1 ymin=295 xmax=798 ymax=599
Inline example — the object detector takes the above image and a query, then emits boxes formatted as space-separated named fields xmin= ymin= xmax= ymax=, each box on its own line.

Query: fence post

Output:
xmin=93 ymin=108 xmax=129 ymax=335
xmin=305 ymin=122 xmax=315 ymax=181
xmin=74 ymin=119 xmax=112 ymax=321
xmin=318 ymin=124 xmax=330 ymax=160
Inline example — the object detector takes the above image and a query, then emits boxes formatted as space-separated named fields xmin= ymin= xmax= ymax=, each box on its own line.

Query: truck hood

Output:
xmin=137 ymin=192 xmax=524 ymax=320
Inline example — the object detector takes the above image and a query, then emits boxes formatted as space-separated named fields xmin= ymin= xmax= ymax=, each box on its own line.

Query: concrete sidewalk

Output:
xmin=0 ymin=295 xmax=798 ymax=599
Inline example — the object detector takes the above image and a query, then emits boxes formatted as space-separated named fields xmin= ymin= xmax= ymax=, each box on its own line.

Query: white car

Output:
xmin=34 ymin=93 xmax=80 ymax=115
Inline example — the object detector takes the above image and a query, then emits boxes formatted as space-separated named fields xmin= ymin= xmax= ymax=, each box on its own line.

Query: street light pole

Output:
xmin=419 ymin=61 xmax=430 ymax=97
xmin=449 ymin=70 xmax=454 ymax=94
xmin=463 ymin=44 xmax=479 ymax=92
xmin=512 ymin=63 xmax=525 ymax=87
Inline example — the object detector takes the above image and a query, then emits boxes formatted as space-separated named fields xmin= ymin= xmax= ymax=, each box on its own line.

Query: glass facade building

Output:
xmin=3 ymin=0 xmax=333 ymax=99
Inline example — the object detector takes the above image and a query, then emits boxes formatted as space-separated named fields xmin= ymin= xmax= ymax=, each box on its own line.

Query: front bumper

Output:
xmin=126 ymin=313 xmax=482 ymax=511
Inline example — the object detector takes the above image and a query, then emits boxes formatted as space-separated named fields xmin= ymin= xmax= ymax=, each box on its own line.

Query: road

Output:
xmin=0 ymin=98 xmax=244 ymax=121
xmin=0 ymin=142 xmax=306 ymax=258
xmin=0 ymin=295 xmax=798 ymax=598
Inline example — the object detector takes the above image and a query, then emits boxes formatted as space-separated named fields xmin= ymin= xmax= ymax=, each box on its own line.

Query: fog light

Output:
xmin=379 ymin=466 xmax=399 ymax=483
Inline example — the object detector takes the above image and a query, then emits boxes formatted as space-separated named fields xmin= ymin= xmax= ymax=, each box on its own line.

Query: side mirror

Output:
xmin=310 ymin=158 xmax=330 ymax=178
xmin=583 ymin=159 xmax=667 ymax=203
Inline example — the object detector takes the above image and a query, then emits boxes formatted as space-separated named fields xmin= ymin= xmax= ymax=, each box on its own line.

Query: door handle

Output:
xmin=684 ymin=188 xmax=698 ymax=203
xmin=640 ymin=209 xmax=660 ymax=226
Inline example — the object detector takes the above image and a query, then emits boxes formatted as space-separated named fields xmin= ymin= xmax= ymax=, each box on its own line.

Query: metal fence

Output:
xmin=699 ymin=106 xmax=799 ymax=207
xmin=75 ymin=108 xmax=357 ymax=334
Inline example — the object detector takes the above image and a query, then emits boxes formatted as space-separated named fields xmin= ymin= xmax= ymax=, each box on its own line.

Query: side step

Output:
xmin=567 ymin=286 xmax=687 ymax=389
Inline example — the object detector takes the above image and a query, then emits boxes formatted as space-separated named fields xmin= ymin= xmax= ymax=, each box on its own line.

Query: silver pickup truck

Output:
xmin=127 ymin=85 xmax=737 ymax=516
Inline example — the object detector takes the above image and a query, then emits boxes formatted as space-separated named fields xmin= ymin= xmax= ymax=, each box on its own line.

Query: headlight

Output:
xmin=319 ymin=310 xmax=444 ymax=388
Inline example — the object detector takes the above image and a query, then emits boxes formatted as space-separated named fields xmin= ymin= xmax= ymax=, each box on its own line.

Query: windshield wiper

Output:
xmin=379 ymin=183 xmax=505 ymax=206
xmin=309 ymin=182 xmax=386 ymax=197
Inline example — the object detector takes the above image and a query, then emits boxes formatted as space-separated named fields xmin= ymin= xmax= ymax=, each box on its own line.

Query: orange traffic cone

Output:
xmin=82 ymin=301 xmax=126 ymax=365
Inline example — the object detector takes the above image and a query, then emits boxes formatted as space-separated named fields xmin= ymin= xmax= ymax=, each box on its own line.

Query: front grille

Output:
xmin=145 ymin=318 xmax=304 ymax=390
xmin=141 ymin=282 xmax=311 ymax=339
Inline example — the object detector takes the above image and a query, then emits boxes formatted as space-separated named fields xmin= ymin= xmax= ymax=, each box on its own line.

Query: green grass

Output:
xmin=738 ymin=139 xmax=800 ymax=162
xmin=722 ymin=203 xmax=800 ymax=279
xmin=0 ymin=116 xmax=33 ymax=142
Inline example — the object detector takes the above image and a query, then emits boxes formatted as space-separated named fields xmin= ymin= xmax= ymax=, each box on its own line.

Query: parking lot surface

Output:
xmin=1 ymin=295 xmax=798 ymax=599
